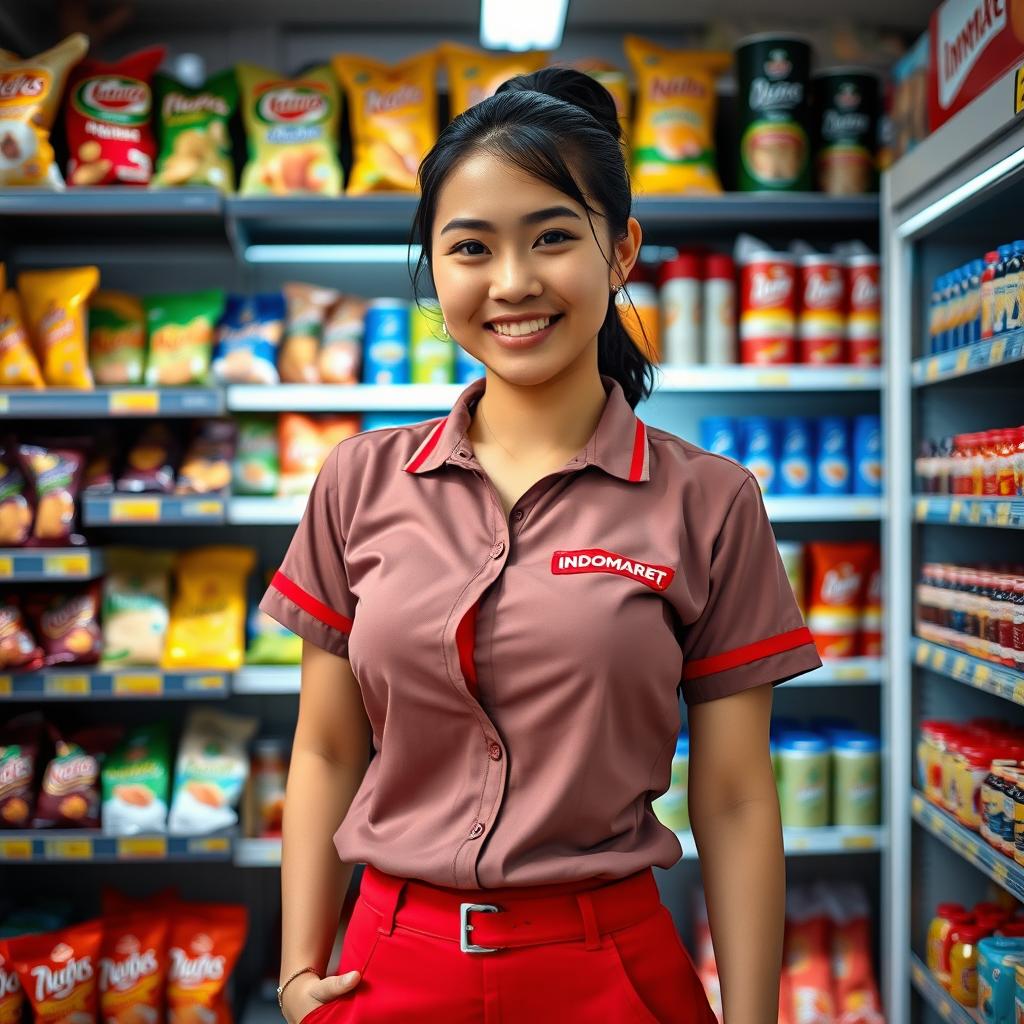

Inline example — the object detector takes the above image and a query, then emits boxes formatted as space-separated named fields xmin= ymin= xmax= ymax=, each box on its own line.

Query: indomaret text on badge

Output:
xmin=550 ymin=548 xmax=676 ymax=592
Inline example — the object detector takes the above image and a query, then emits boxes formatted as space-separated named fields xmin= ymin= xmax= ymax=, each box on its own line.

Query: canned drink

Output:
xmin=699 ymin=416 xmax=740 ymax=462
xmin=741 ymin=416 xmax=778 ymax=495
xmin=846 ymin=255 xmax=881 ymax=365
xmin=659 ymin=253 xmax=702 ymax=365
xmin=410 ymin=299 xmax=454 ymax=384
xmin=853 ymin=414 xmax=882 ymax=495
xmin=798 ymin=255 xmax=845 ymax=364
xmin=816 ymin=416 xmax=851 ymax=494
xmin=812 ymin=69 xmax=881 ymax=195
xmin=740 ymin=252 xmax=796 ymax=364
xmin=363 ymin=298 xmax=410 ymax=385
xmin=779 ymin=416 xmax=814 ymax=495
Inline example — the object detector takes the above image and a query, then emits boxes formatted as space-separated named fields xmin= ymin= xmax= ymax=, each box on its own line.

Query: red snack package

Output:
xmin=167 ymin=904 xmax=248 ymax=1024
xmin=0 ymin=444 xmax=32 ymax=546
xmin=99 ymin=914 xmax=170 ymax=1024
xmin=103 ymin=886 xmax=179 ymax=916
xmin=24 ymin=583 xmax=102 ymax=667
xmin=823 ymin=884 xmax=884 ymax=1024
xmin=783 ymin=889 xmax=836 ymax=1024
xmin=0 ymin=712 xmax=43 ymax=828
xmin=804 ymin=542 xmax=876 ymax=659
xmin=857 ymin=549 xmax=882 ymax=658
xmin=0 ymin=939 xmax=25 ymax=1024
xmin=6 ymin=918 xmax=102 ymax=1024
xmin=65 ymin=46 xmax=165 ymax=186
xmin=0 ymin=598 xmax=44 ymax=671
xmin=34 ymin=723 xmax=122 ymax=828
xmin=117 ymin=422 xmax=179 ymax=494
xmin=16 ymin=442 xmax=86 ymax=547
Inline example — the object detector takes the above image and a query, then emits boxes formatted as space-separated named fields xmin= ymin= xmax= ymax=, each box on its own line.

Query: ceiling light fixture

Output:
xmin=480 ymin=0 xmax=570 ymax=51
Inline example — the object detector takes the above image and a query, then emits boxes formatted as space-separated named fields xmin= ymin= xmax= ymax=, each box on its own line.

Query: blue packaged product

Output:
xmin=455 ymin=343 xmax=486 ymax=384
xmin=929 ymin=274 xmax=944 ymax=355
xmin=1013 ymin=241 xmax=1024 ymax=332
xmin=970 ymin=258 xmax=985 ymax=345
xmin=815 ymin=416 xmax=851 ymax=494
xmin=699 ymin=417 xmax=740 ymax=462
xmin=996 ymin=244 xmax=1014 ymax=335
xmin=361 ymin=411 xmax=426 ymax=431
xmin=977 ymin=935 xmax=1024 ymax=1024
xmin=778 ymin=417 xmax=814 ymax=495
xmin=741 ymin=417 xmax=777 ymax=495
xmin=363 ymin=298 xmax=410 ymax=385
xmin=212 ymin=292 xmax=287 ymax=385
xmin=853 ymin=414 xmax=882 ymax=495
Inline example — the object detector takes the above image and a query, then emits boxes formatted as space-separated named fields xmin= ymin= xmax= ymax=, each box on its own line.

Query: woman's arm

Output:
xmin=279 ymin=640 xmax=372 ymax=1023
xmin=688 ymin=683 xmax=784 ymax=1024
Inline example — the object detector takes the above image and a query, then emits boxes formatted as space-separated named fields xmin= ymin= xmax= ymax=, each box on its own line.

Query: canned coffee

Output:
xmin=813 ymin=68 xmax=880 ymax=195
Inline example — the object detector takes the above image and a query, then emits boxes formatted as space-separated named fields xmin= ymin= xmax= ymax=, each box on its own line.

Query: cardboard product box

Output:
xmin=886 ymin=31 xmax=930 ymax=164
xmin=929 ymin=0 xmax=1024 ymax=131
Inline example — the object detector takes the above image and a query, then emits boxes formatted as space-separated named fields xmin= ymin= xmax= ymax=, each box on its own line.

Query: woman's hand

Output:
xmin=282 ymin=970 xmax=362 ymax=1024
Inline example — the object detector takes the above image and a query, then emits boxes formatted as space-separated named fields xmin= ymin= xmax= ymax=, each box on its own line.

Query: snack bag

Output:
xmin=0 ymin=713 xmax=42 ymax=827
xmin=0 ymin=445 xmax=33 ymax=545
xmin=117 ymin=422 xmax=179 ymax=494
xmin=24 ymin=583 xmax=103 ymax=667
xmin=82 ymin=431 xmax=116 ymax=495
xmin=233 ymin=415 xmax=279 ymax=496
xmin=783 ymin=887 xmax=835 ymax=1024
xmin=17 ymin=442 xmax=86 ymax=546
xmin=319 ymin=414 xmax=362 ymax=454
xmin=0 ymin=940 xmax=25 ymax=1024
xmin=162 ymin=546 xmax=256 ymax=670
xmin=99 ymin=914 xmax=169 ymax=1024
xmin=0 ymin=598 xmax=43 ymax=671
xmin=176 ymin=419 xmax=236 ymax=495
xmin=441 ymin=43 xmax=548 ymax=118
xmin=34 ymin=723 xmax=122 ymax=828
xmin=332 ymin=51 xmax=438 ymax=194
xmin=820 ymin=883 xmax=884 ymax=1024
xmin=144 ymin=290 xmax=225 ymax=387
xmin=279 ymin=282 xmax=339 ymax=383
xmin=624 ymin=36 xmax=729 ymax=195
xmin=153 ymin=68 xmax=237 ymax=191
xmin=166 ymin=904 xmax=247 ymax=1024
xmin=805 ymin=542 xmax=876 ymax=659
xmin=211 ymin=292 xmax=286 ymax=385
xmin=278 ymin=413 xmax=326 ymax=496
xmin=318 ymin=294 xmax=366 ymax=384
xmin=570 ymin=58 xmax=632 ymax=152
xmin=0 ymin=288 xmax=44 ymax=387
xmin=6 ymin=919 xmax=102 ymax=1024
xmin=167 ymin=708 xmax=258 ymax=835
xmin=18 ymin=266 xmax=98 ymax=387
xmin=237 ymin=63 xmax=342 ymax=195
xmin=858 ymin=549 xmax=882 ymax=658
xmin=89 ymin=290 xmax=146 ymax=385
xmin=101 ymin=722 xmax=172 ymax=835
xmin=101 ymin=547 xmax=175 ymax=667
xmin=246 ymin=573 xmax=302 ymax=664
xmin=0 ymin=34 xmax=89 ymax=187
xmin=66 ymin=45 xmax=165 ymax=186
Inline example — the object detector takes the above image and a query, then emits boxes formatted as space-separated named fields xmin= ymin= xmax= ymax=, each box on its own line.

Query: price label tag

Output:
xmin=950 ymin=500 xmax=963 ymax=521
xmin=994 ymin=861 xmax=1011 ymax=884
xmin=841 ymin=833 xmax=878 ymax=850
xmin=755 ymin=372 xmax=790 ymax=388
xmin=109 ymin=390 xmax=160 ymax=415
xmin=0 ymin=395 xmax=8 ymax=414
xmin=833 ymin=665 xmax=869 ymax=681
xmin=111 ymin=498 xmax=161 ymax=523
xmin=976 ymin=664 xmax=991 ymax=684
xmin=931 ymin=649 xmax=946 ymax=671
xmin=956 ymin=350 xmax=969 ymax=373
xmin=1013 ymin=682 xmax=1024 ymax=705
xmin=113 ymin=674 xmax=163 ymax=697
xmin=926 ymin=358 xmax=940 ymax=381
xmin=969 ymin=501 xmax=983 ymax=524
xmin=787 ymin=835 xmax=810 ymax=850
xmin=188 ymin=674 xmax=227 ymax=692
xmin=117 ymin=836 xmax=167 ymax=859
xmin=991 ymin=338 xmax=1007 ymax=364
xmin=43 ymin=553 xmax=91 ymax=577
xmin=187 ymin=836 xmax=231 ymax=855
xmin=44 ymin=839 xmax=93 ymax=860
xmin=915 ymin=499 xmax=929 ymax=520
xmin=952 ymin=656 xmax=968 ymax=678
xmin=0 ymin=676 xmax=11 ymax=697
xmin=939 ymin=998 xmax=952 ymax=1019
xmin=0 ymin=556 xmax=12 ymax=580
xmin=0 ymin=839 xmax=32 ymax=860
xmin=996 ymin=502 xmax=1012 ymax=526
xmin=185 ymin=500 xmax=224 ymax=519
xmin=915 ymin=643 xmax=930 ymax=666
xmin=44 ymin=675 xmax=89 ymax=696
xmin=912 ymin=793 xmax=924 ymax=813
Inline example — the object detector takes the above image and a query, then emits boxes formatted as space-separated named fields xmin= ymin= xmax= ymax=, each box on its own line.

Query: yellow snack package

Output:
xmin=569 ymin=58 xmax=632 ymax=156
xmin=624 ymin=35 xmax=730 ymax=195
xmin=0 ymin=33 xmax=88 ymax=187
xmin=332 ymin=51 xmax=438 ymax=195
xmin=0 ymin=278 xmax=44 ymax=387
xmin=17 ymin=266 xmax=98 ymax=388
xmin=89 ymin=291 xmax=146 ymax=385
xmin=237 ymin=63 xmax=342 ymax=196
xmin=162 ymin=546 xmax=256 ymax=670
xmin=441 ymin=43 xmax=548 ymax=118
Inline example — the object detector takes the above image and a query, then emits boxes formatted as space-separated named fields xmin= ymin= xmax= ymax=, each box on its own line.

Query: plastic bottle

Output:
xmin=703 ymin=254 xmax=736 ymax=365
xmin=968 ymin=258 xmax=984 ymax=344
xmin=995 ymin=244 xmax=1013 ymax=335
xmin=659 ymin=253 xmax=702 ymax=365
xmin=997 ymin=431 xmax=1017 ymax=497
xmin=929 ymin=903 xmax=967 ymax=978
xmin=950 ymin=923 xmax=988 ymax=1005
xmin=1014 ymin=580 xmax=1024 ymax=673
xmin=940 ymin=908 xmax=976 ymax=988
xmin=1009 ymin=241 xmax=1024 ymax=332
xmin=981 ymin=251 xmax=1000 ymax=340
xmin=982 ymin=431 xmax=1002 ymax=496
xmin=930 ymin=275 xmax=945 ymax=354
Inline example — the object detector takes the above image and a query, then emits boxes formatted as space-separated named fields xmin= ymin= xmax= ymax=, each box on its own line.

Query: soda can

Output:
xmin=363 ymin=298 xmax=410 ymax=385
xmin=410 ymin=299 xmax=454 ymax=384
xmin=797 ymin=255 xmax=845 ymax=364
xmin=846 ymin=255 xmax=881 ymax=365
xmin=778 ymin=416 xmax=814 ymax=495
xmin=741 ymin=416 xmax=778 ymax=495
xmin=853 ymin=414 xmax=882 ymax=495
xmin=815 ymin=416 xmax=851 ymax=494
xmin=699 ymin=416 xmax=740 ymax=462
xmin=740 ymin=252 xmax=796 ymax=364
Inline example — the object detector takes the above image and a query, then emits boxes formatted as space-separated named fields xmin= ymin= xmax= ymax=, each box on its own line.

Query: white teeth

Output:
xmin=492 ymin=316 xmax=552 ymax=337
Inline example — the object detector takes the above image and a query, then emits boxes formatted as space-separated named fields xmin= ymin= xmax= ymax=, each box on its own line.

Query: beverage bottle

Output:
xmin=995 ymin=244 xmax=1012 ymax=335
xmin=659 ymin=253 xmax=702 ymax=365
xmin=703 ymin=254 xmax=736 ymax=365
xmin=930 ymin=275 xmax=944 ymax=354
xmin=981 ymin=251 xmax=1000 ymax=340
xmin=981 ymin=430 xmax=1000 ymax=496
xmin=967 ymin=259 xmax=983 ymax=344
xmin=997 ymin=430 xmax=1017 ymax=496
xmin=951 ymin=434 xmax=972 ymax=495
xmin=1013 ymin=579 xmax=1024 ymax=672
xmin=1009 ymin=241 xmax=1024 ymax=331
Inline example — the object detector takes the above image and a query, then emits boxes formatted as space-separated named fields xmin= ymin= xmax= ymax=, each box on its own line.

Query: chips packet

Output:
xmin=0 ymin=939 xmax=25 ymax=1024
xmin=332 ymin=51 xmax=438 ymax=194
xmin=0 ymin=598 xmax=43 ymax=671
xmin=246 ymin=574 xmax=302 ymax=664
xmin=0 ymin=287 xmax=44 ymax=387
xmin=16 ymin=441 xmax=87 ymax=546
xmin=101 ymin=547 xmax=175 ymax=667
xmin=318 ymin=294 xmax=366 ymax=384
xmin=24 ymin=582 xmax=103 ymax=667
xmin=99 ymin=914 xmax=170 ymax=1024
xmin=211 ymin=292 xmax=286 ymax=385
xmin=441 ymin=42 xmax=548 ymax=118
xmin=279 ymin=282 xmax=339 ymax=383
xmin=0 ymin=445 xmax=32 ymax=545
xmin=66 ymin=45 xmax=165 ymax=186
xmin=175 ymin=419 xmax=236 ymax=495
xmin=805 ymin=541 xmax=876 ymax=659
xmin=237 ymin=63 xmax=342 ymax=195
xmin=167 ymin=708 xmax=258 ymax=835
xmin=34 ymin=723 xmax=122 ymax=828
xmin=278 ymin=413 xmax=323 ymax=496
xmin=144 ymin=290 xmax=225 ymax=387
xmin=233 ymin=415 xmax=279 ymax=496
xmin=0 ymin=712 xmax=43 ymax=828
xmin=162 ymin=546 xmax=255 ymax=670
xmin=570 ymin=58 xmax=632 ymax=153
xmin=117 ymin=422 xmax=179 ymax=495
xmin=89 ymin=290 xmax=146 ymax=385
xmin=624 ymin=36 xmax=729 ymax=195
xmin=153 ymin=67 xmax=238 ymax=191
xmin=101 ymin=722 xmax=172 ymax=835
xmin=0 ymin=33 xmax=89 ymax=187
xmin=18 ymin=266 xmax=99 ymax=387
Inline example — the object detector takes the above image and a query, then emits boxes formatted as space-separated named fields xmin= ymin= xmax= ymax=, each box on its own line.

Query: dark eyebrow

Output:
xmin=440 ymin=205 xmax=582 ymax=235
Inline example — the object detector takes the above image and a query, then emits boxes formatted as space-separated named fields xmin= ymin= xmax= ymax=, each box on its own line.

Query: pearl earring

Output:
xmin=613 ymin=285 xmax=628 ymax=308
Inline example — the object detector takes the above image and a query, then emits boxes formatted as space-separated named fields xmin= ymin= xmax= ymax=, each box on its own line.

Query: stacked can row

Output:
xmin=915 ymin=428 xmax=1024 ymax=497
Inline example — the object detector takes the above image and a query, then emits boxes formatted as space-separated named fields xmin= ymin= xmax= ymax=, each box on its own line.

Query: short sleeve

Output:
xmin=681 ymin=474 xmax=822 ymax=704
xmin=258 ymin=443 xmax=356 ymax=658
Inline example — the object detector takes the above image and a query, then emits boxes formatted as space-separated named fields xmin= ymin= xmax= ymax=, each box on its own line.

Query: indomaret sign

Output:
xmin=550 ymin=548 xmax=676 ymax=592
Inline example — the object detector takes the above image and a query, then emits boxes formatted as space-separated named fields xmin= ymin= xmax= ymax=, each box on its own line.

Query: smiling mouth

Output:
xmin=486 ymin=314 xmax=564 ymax=337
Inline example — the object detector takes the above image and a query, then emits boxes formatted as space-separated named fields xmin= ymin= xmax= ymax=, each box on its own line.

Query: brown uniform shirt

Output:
xmin=259 ymin=373 xmax=821 ymax=889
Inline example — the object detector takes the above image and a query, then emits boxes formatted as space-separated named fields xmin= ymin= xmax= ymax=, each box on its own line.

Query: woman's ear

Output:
xmin=611 ymin=216 xmax=644 ymax=288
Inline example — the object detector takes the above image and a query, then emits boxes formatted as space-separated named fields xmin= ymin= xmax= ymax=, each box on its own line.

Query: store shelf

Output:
xmin=82 ymin=495 xmax=227 ymax=526
xmin=234 ymin=837 xmax=282 ymax=867
xmin=911 ymin=791 xmax=1024 ymax=902
xmin=786 ymin=657 xmax=883 ymax=686
xmin=0 ymin=187 xmax=223 ymax=218
xmin=913 ymin=495 xmax=1024 ymax=529
xmin=912 ymin=331 xmax=1024 ymax=386
xmin=0 ymin=669 xmax=230 ymax=700
xmin=0 ymin=829 xmax=234 ymax=863
xmin=657 ymin=365 xmax=882 ymax=391
xmin=913 ymin=637 xmax=1024 ymax=706
xmin=763 ymin=497 xmax=883 ymax=522
xmin=678 ymin=826 xmax=885 ymax=858
xmin=910 ymin=953 xmax=981 ymax=1024
xmin=0 ymin=548 xmax=102 ymax=582
xmin=0 ymin=388 xmax=224 ymax=418
xmin=233 ymin=666 xmax=301 ymax=694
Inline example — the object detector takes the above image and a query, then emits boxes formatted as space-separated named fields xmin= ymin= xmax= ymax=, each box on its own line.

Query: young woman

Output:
xmin=264 ymin=67 xmax=822 ymax=1024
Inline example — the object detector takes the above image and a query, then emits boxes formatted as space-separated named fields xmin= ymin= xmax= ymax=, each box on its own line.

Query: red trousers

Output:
xmin=300 ymin=863 xmax=717 ymax=1023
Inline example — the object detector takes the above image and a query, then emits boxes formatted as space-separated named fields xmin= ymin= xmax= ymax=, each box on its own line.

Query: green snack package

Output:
xmin=246 ymin=594 xmax=302 ymax=664
xmin=89 ymin=291 xmax=146 ymax=385
xmin=153 ymin=68 xmax=238 ymax=191
xmin=143 ymin=289 xmax=225 ymax=387
xmin=101 ymin=722 xmax=172 ymax=835
xmin=233 ymin=415 xmax=279 ymax=496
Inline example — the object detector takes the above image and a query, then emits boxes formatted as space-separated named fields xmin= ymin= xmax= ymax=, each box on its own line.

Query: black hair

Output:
xmin=409 ymin=66 xmax=656 ymax=409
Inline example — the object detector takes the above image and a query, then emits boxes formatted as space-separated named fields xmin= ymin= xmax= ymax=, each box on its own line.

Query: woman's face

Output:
xmin=430 ymin=149 xmax=639 ymax=386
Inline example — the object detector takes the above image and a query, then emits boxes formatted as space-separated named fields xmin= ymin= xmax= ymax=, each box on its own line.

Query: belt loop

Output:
xmin=575 ymin=891 xmax=602 ymax=951
xmin=373 ymin=873 xmax=408 ymax=937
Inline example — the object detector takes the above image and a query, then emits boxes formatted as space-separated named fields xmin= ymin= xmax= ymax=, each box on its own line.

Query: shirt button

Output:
xmin=488 ymin=742 xmax=502 ymax=761
xmin=491 ymin=541 xmax=505 ymax=558
xmin=511 ymin=510 xmax=524 ymax=521
xmin=458 ymin=450 xmax=469 ymax=458
xmin=468 ymin=821 xmax=485 ymax=839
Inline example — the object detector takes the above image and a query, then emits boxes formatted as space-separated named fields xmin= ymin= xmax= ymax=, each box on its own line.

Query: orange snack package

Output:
xmin=0 ymin=939 xmax=25 ymax=1024
xmin=18 ymin=266 xmax=98 ymax=388
xmin=167 ymin=904 xmax=248 ymax=1024
xmin=783 ymin=895 xmax=835 ymax=1024
xmin=823 ymin=884 xmax=884 ymax=1024
xmin=858 ymin=548 xmax=882 ymax=657
xmin=0 ymin=286 xmax=44 ymax=387
xmin=332 ymin=51 xmax=438 ymax=194
xmin=804 ymin=542 xmax=876 ymax=660
xmin=0 ymin=34 xmax=88 ymax=187
xmin=99 ymin=914 xmax=170 ymax=1024
xmin=569 ymin=58 xmax=632 ymax=152
xmin=7 ymin=918 xmax=102 ymax=1024
xmin=441 ymin=43 xmax=548 ymax=118
xmin=278 ymin=412 xmax=324 ymax=496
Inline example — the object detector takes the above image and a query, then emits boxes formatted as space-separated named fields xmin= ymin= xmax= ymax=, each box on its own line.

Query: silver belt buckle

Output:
xmin=459 ymin=902 xmax=501 ymax=953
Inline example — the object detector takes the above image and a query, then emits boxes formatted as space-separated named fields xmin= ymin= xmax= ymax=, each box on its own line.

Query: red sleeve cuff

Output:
xmin=683 ymin=626 xmax=815 ymax=680
xmin=258 ymin=571 xmax=353 ymax=658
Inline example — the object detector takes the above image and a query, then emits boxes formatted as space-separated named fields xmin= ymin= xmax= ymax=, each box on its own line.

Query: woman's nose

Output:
xmin=489 ymin=254 xmax=542 ymax=302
